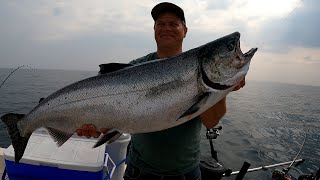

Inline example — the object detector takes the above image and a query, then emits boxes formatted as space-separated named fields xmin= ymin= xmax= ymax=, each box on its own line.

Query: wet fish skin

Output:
xmin=1 ymin=32 xmax=257 ymax=163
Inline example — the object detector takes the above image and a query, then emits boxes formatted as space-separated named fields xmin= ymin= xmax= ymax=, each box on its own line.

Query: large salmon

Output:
xmin=1 ymin=32 xmax=257 ymax=163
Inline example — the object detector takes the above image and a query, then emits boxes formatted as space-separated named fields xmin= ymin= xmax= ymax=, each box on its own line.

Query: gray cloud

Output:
xmin=206 ymin=0 xmax=233 ymax=10
xmin=254 ymin=0 xmax=320 ymax=52
xmin=0 ymin=1 xmax=319 ymax=86
xmin=303 ymin=56 xmax=319 ymax=64
xmin=52 ymin=7 xmax=62 ymax=16
xmin=0 ymin=30 xmax=155 ymax=71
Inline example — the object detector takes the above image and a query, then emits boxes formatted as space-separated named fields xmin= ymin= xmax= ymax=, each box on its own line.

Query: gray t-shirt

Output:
xmin=127 ymin=52 xmax=202 ymax=176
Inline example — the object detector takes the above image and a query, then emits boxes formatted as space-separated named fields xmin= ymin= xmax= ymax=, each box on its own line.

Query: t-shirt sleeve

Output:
xmin=129 ymin=52 xmax=156 ymax=65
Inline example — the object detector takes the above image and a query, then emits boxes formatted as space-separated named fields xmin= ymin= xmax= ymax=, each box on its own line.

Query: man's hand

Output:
xmin=233 ymin=78 xmax=246 ymax=91
xmin=200 ymin=78 xmax=246 ymax=128
xmin=76 ymin=124 xmax=108 ymax=138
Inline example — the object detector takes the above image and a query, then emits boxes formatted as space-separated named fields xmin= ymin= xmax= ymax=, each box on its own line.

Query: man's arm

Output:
xmin=200 ymin=97 xmax=226 ymax=128
xmin=200 ymin=78 xmax=246 ymax=129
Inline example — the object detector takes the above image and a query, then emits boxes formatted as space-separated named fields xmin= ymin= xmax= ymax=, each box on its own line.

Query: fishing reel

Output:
xmin=272 ymin=169 xmax=291 ymax=180
xmin=272 ymin=166 xmax=319 ymax=180
xmin=206 ymin=126 xmax=222 ymax=162
xmin=297 ymin=168 xmax=320 ymax=180
xmin=200 ymin=126 xmax=230 ymax=180
xmin=206 ymin=126 xmax=222 ymax=140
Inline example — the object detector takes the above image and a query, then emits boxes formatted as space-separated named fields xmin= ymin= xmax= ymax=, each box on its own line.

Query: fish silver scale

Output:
xmin=1 ymin=32 xmax=259 ymax=164
xmin=17 ymin=32 xmax=257 ymax=137
xmin=18 ymin=52 xmax=202 ymax=136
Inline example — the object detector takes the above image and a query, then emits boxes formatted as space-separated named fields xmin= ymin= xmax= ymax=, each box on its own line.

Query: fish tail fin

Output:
xmin=1 ymin=113 xmax=31 ymax=163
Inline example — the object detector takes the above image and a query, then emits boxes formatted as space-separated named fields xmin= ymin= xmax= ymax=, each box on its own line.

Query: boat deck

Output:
xmin=0 ymin=148 xmax=6 ymax=178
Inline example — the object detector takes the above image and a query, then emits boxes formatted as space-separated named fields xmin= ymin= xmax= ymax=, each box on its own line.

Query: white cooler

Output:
xmin=4 ymin=132 xmax=106 ymax=180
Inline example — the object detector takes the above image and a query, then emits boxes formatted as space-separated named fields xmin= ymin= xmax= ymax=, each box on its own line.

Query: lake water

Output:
xmin=0 ymin=68 xmax=319 ymax=179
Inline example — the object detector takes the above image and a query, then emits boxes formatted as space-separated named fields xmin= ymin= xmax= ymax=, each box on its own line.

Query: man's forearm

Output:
xmin=200 ymin=97 xmax=227 ymax=128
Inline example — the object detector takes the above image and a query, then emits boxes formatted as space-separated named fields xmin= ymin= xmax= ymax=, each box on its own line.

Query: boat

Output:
xmin=1 ymin=127 xmax=318 ymax=180
xmin=0 ymin=128 xmax=130 ymax=180
xmin=198 ymin=127 xmax=315 ymax=180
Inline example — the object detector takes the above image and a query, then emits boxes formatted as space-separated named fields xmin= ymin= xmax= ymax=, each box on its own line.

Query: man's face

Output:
xmin=154 ymin=13 xmax=187 ymax=49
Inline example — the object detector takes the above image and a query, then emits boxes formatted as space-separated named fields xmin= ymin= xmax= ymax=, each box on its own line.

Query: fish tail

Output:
xmin=1 ymin=113 xmax=31 ymax=163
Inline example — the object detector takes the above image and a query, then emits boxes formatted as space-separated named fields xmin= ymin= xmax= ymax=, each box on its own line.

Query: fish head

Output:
xmin=198 ymin=32 xmax=258 ymax=89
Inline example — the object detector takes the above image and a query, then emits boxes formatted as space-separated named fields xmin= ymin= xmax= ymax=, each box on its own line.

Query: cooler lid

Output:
xmin=4 ymin=132 xmax=106 ymax=172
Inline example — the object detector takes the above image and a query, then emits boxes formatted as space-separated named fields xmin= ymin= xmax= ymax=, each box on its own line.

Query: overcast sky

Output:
xmin=0 ymin=0 xmax=319 ymax=86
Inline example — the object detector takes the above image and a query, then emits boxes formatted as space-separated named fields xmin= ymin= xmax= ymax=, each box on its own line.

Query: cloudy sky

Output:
xmin=0 ymin=0 xmax=319 ymax=86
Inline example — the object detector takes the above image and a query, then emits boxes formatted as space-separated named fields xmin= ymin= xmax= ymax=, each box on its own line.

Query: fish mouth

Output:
xmin=199 ymin=32 xmax=257 ymax=90
xmin=234 ymin=47 xmax=258 ymax=69
xmin=215 ymin=48 xmax=257 ymax=88
xmin=244 ymin=48 xmax=258 ymax=59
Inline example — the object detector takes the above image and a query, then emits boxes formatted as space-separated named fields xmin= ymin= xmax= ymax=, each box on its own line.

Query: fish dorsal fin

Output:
xmin=93 ymin=131 xmax=122 ymax=148
xmin=38 ymin=98 xmax=45 ymax=103
xmin=178 ymin=92 xmax=211 ymax=120
xmin=46 ymin=127 xmax=74 ymax=147
xmin=98 ymin=63 xmax=133 ymax=74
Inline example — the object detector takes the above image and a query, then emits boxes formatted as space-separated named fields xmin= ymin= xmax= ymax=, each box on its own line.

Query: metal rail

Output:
xmin=224 ymin=159 xmax=304 ymax=176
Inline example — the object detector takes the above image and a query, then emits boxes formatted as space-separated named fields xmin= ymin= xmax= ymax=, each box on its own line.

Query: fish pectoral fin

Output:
xmin=178 ymin=92 xmax=211 ymax=120
xmin=93 ymin=131 xmax=122 ymax=148
xmin=99 ymin=63 xmax=133 ymax=74
xmin=46 ymin=127 xmax=74 ymax=147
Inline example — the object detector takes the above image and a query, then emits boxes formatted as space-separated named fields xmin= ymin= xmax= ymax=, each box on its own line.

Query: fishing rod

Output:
xmin=269 ymin=130 xmax=308 ymax=180
xmin=201 ymin=122 xmax=318 ymax=180
xmin=284 ymin=127 xmax=307 ymax=174
xmin=269 ymin=122 xmax=318 ymax=180
xmin=0 ymin=66 xmax=23 ymax=88
xmin=224 ymin=121 xmax=317 ymax=180
xmin=224 ymin=159 xmax=305 ymax=176
xmin=0 ymin=65 xmax=34 ymax=89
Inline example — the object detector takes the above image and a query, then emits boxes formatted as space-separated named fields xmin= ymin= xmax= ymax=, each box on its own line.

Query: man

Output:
xmin=77 ymin=2 xmax=245 ymax=180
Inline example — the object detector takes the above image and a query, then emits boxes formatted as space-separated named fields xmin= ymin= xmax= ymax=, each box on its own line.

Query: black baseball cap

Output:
xmin=151 ymin=2 xmax=186 ymax=24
